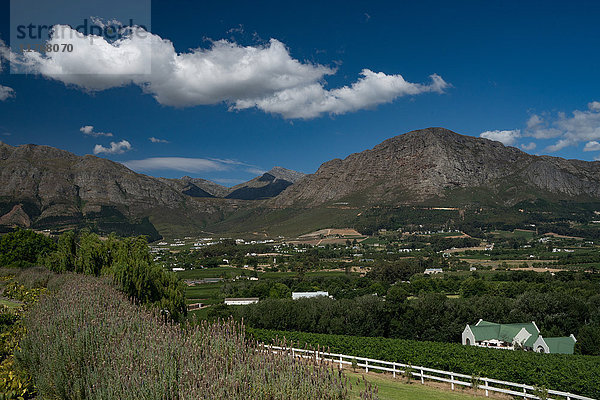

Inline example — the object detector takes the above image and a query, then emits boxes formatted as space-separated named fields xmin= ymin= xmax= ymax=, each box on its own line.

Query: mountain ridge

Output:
xmin=3 ymin=128 xmax=600 ymax=237
xmin=271 ymin=127 xmax=600 ymax=208
xmin=0 ymin=142 xmax=233 ymax=237
xmin=226 ymin=166 xmax=306 ymax=200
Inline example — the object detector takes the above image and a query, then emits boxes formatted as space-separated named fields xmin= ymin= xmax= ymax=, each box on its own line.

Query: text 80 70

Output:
xmin=19 ymin=43 xmax=74 ymax=53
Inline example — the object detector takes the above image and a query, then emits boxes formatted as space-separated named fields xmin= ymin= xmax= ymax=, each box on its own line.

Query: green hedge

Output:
xmin=249 ymin=328 xmax=600 ymax=398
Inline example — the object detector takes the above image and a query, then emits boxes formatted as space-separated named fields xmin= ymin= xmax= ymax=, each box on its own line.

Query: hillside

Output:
xmin=3 ymin=128 xmax=600 ymax=238
xmin=226 ymin=167 xmax=306 ymax=200
xmin=157 ymin=176 xmax=229 ymax=198
xmin=0 ymin=143 xmax=231 ymax=238
xmin=272 ymin=127 xmax=600 ymax=208
xmin=210 ymin=128 xmax=600 ymax=236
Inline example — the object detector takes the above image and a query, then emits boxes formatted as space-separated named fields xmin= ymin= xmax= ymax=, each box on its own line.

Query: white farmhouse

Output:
xmin=462 ymin=319 xmax=576 ymax=354
xmin=424 ymin=268 xmax=443 ymax=275
xmin=292 ymin=291 xmax=330 ymax=300
xmin=224 ymin=298 xmax=259 ymax=306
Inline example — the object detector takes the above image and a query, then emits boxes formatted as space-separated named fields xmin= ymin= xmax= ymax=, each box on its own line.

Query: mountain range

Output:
xmin=2 ymin=127 xmax=600 ymax=238
xmin=273 ymin=127 xmax=600 ymax=208
xmin=156 ymin=167 xmax=304 ymax=200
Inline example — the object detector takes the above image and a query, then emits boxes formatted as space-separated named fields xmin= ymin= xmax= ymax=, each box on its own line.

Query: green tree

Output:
xmin=386 ymin=284 xmax=409 ymax=303
xmin=0 ymin=229 xmax=56 ymax=267
xmin=43 ymin=231 xmax=187 ymax=321
xmin=76 ymin=230 xmax=107 ymax=275
xmin=269 ymin=283 xmax=291 ymax=299
xmin=45 ymin=231 xmax=76 ymax=272
xmin=460 ymin=277 xmax=487 ymax=297
xmin=575 ymin=325 xmax=600 ymax=355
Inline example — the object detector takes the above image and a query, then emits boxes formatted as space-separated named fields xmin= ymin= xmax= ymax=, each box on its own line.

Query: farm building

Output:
xmin=224 ymin=298 xmax=259 ymax=306
xmin=292 ymin=291 xmax=331 ymax=300
xmin=424 ymin=268 xmax=443 ymax=275
xmin=187 ymin=302 xmax=203 ymax=311
xmin=533 ymin=334 xmax=578 ymax=354
xmin=462 ymin=319 xmax=576 ymax=354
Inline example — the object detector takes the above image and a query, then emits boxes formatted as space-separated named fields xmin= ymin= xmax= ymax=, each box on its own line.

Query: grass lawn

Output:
xmin=262 ymin=270 xmax=354 ymax=278
xmin=184 ymin=283 xmax=223 ymax=304
xmin=347 ymin=371 xmax=488 ymax=400
xmin=429 ymin=232 xmax=465 ymax=238
xmin=175 ymin=267 xmax=251 ymax=280
xmin=491 ymin=229 xmax=535 ymax=239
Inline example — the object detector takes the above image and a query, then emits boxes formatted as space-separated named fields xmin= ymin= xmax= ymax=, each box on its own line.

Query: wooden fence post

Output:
xmin=271 ymin=346 xmax=583 ymax=400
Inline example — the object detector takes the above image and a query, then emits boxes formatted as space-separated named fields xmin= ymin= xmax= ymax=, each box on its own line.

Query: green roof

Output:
xmin=469 ymin=320 xmax=539 ymax=346
xmin=470 ymin=325 xmax=500 ymax=341
xmin=543 ymin=337 xmax=576 ymax=354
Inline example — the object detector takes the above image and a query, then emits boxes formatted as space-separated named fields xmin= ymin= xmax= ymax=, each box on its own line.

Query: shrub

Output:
xmin=17 ymin=274 xmax=366 ymax=400
xmin=0 ymin=230 xmax=55 ymax=268
xmin=43 ymin=231 xmax=187 ymax=321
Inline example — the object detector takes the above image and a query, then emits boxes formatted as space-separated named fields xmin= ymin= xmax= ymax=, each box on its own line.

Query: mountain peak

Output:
xmin=225 ymin=167 xmax=305 ymax=200
xmin=266 ymin=166 xmax=306 ymax=183
xmin=272 ymin=127 xmax=600 ymax=207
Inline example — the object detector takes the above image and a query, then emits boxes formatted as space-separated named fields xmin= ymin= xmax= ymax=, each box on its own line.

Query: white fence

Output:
xmin=265 ymin=345 xmax=595 ymax=400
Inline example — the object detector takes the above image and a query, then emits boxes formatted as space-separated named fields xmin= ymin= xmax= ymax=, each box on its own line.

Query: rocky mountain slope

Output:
xmin=272 ymin=127 xmax=600 ymax=208
xmin=3 ymin=128 xmax=600 ymax=237
xmin=0 ymin=143 xmax=228 ymax=237
xmin=226 ymin=167 xmax=306 ymax=200
xmin=158 ymin=176 xmax=229 ymax=198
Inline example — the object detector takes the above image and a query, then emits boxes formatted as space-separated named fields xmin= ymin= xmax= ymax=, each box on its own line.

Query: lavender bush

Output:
xmin=17 ymin=274 xmax=368 ymax=399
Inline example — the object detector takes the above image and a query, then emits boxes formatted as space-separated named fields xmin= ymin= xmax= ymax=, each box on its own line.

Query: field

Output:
xmin=175 ymin=266 xmax=252 ymax=279
xmin=9 ymin=271 xmax=362 ymax=399
xmin=491 ymin=229 xmax=536 ymax=239
xmin=251 ymin=328 xmax=600 ymax=398
xmin=347 ymin=371 xmax=488 ymax=400
xmin=185 ymin=283 xmax=223 ymax=305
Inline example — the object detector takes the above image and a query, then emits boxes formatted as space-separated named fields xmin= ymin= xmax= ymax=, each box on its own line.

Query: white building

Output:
xmin=224 ymin=298 xmax=259 ymax=306
xmin=462 ymin=319 xmax=577 ymax=354
xmin=292 ymin=291 xmax=330 ymax=300
xmin=424 ymin=268 xmax=443 ymax=275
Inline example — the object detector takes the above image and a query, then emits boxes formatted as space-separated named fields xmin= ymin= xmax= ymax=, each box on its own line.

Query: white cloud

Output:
xmin=527 ymin=102 xmax=600 ymax=151
xmin=583 ymin=141 xmax=600 ymax=152
xmin=234 ymin=71 xmax=449 ymax=119
xmin=525 ymin=114 xmax=562 ymax=139
xmin=80 ymin=125 xmax=113 ymax=137
xmin=0 ymin=85 xmax=15 ymax=101
xmin=9 ymin=25 xmax=449 ymax=119
xmin=545 ymin=139 xmax=572 ymax=152
xmin=589 ymin=101 xmax=600 ymax=112
xmin=246 ymin=167 xmax=267 ymax=175
xmin=149 ymin=137 xmax=169 ymax=143
xmin=520 ymin=142 xmax=537 ymax=151
xmin=123 ymin=157 xmax=233 ymax=173
xmin=526 ymin=114 xmax=543 ymax=129
xmin=93 ymin=140 xmax=131 ymax=155
xmin=479 ymin=129 xmax=521 ymax=146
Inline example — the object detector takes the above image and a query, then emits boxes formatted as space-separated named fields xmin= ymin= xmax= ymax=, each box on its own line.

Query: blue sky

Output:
xmin=0 ymin=0 xmax=599 ymax=185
